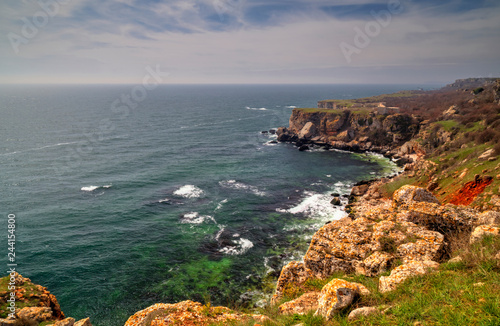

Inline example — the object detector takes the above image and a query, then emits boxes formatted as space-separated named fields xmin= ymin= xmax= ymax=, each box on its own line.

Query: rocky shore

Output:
xmin=2 ymin=78 xmax=499 ymax=325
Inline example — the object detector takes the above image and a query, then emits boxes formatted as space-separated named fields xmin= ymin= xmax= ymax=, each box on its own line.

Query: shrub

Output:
xmin=475 ymin=128 xmax=496 ymax=144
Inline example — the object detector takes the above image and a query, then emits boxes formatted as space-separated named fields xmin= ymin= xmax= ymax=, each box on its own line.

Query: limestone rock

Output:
xmin=379 ymin=260 xmax=439 ymax=293
xmin=393 ymin=185 xmax=440 ymax=210
xmin=448 ymin=256 xmax=463 ymax=264
xmin=470 ymin=225 xmax=500 ymax=244
xmin=125 ymin=301 xmax=266 ymax=326
xmin=315 ymin=279 xmax=364 ymax=320
xmin=17 ymin=307 xmax=53 ymax=322
xmin=304 ymin=217 xmax=371 ymax=278
xmin=396 ymin=228 xmax=444 ymax=263
xmin=347 ymin=307 xmax=378 ymax=321
xmin=478 ymin=149 xmax=495 ymax=160
xmin=53 ymin=318 xmax=75 ymax=326
xmin=298 ymin=122 xmax=317 ymax=139
xmin=397 ymin=202 xmax=478 ymax=234
xmin=477 ymin=211 xmax=500 ymax=225
xmin=74 ymin=318 xmax=92 ymax=326
xmin=272 ymin=261 xmax=313 ymax=304
xmin=355 ymin=251 xmax=394 ymax=277
xmin=0 ymin=319 xmax=17 ymax=326
xmin=278 ymin=292 xmax=319 ymax=315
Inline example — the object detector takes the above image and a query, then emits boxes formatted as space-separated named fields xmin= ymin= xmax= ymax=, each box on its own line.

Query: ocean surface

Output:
xmin=0 ymin=84 xmax=427 ymax=325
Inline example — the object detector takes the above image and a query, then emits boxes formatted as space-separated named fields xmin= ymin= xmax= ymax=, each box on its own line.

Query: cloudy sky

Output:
xmin=1 ymin=0 xmax=499 ymax=84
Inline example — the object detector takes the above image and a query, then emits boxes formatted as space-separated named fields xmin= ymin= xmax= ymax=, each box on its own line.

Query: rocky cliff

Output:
xmin=0 ymin=273 xmax=91 ymax=326
xmin=277 ymin=108 xmax=420 ymax=158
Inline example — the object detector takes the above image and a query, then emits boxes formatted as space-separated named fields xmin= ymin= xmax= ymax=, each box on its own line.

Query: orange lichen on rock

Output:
xmin=448 ymin=175 xmax=493 ymax=205
xmin=125 ymin=301 xmax=267 ymax=326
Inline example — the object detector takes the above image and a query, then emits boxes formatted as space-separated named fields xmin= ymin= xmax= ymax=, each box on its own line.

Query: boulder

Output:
xmin=470 ymin=225 xmax=500 ymax=244
xmin=355 ymin=251 xmax=394 ymax=277
xmin=272 ymin=261 xmax=313 ymax=304
xmin=348 ymin=307 xmax=379 ymax=321
xmin=379 ymin=260 xmax=439 ymax=293
xmin=393 ymin=185 xmax=440 ymax=210
xmin=478 ymin=149 xmax=495 ymax=160
xmin=298 ymin=122 xmax=317 ymax=140
xmin=53 ymin=318 xmax=75 ymax=326
xmin=125 ymin=301 xmax=267 ymax=326
xmin=0 ymin=319 xmax=17 ymax=326
xmin=397 ymin=202 xmax=478 ymax=234
xmin=315 ymin=279 xmax=364 ymax=320
xmin=74 ymin=318 xmax=92 ymax=326
xmin=17 ymin=307 xmax=53 ymax=323
xmin=278 ymin=292 xmax=320 ymax=315
xmin=477 ymin=211 xmax=500 ymax=225
xmin=330 ymin=197 xmax=341 ymax=206
xmin=298 ymin=145 xmax=310 ymax=151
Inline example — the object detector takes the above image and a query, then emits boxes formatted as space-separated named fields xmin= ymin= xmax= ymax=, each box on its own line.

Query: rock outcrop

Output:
xmin=272 ymin=185 xmax=498 ymax=319
xmin=124 ymin=300 xmax=267 ymax=326
xmin=277 ymin=108 xmax=421 ymax=157
xmin=378 ymin=260 xmax=440 ymax=293
xmin=315 ymin=279 xmax=366 ymax=320
xmin=0 ymin=273 xmax=90 ymax=326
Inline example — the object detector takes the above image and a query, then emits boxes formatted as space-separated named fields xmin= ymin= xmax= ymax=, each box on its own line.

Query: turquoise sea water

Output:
xmin=1 ymin=84 xmax=423 ymax=325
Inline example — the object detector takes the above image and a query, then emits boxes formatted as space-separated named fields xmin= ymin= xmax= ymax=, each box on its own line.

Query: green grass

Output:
xmin=435 ymin=120 xmax=460 ymax=132
xmin=294 ymin=108 xmax=345 ymax=114
xmin=219 ymin=234 xmax=500 ymax=326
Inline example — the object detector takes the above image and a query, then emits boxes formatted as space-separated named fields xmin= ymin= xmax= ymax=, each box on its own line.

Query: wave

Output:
xmin=277 ymin=190 xmax=347 ymax=222
xmin=215 ymin=199 xmax=228 ymax=211
xmin=81 ymin=185 xmax=112 ymax=192
xmin=219 ymin=238 xmax=254 ymax=255
xmin=219 ymin=180 xmax=266 ymax=196
xmin=285 ymin=105 xmax=297 ymax=109
xmin=246 ymin=106 xmax=267 ymax=111
xmin=173 ymin=185 xmax=204 ymax=198
xmin=180 ymin=212 xmax=215 ymax=224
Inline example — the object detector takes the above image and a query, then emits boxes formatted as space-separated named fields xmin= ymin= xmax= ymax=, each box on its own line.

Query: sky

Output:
xmin=1 ymin=0 xmax=499 ymax=84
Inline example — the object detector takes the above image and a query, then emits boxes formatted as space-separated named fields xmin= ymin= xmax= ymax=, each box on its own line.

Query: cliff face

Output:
xmin=278 ymin=108 xmax=420 ymax=155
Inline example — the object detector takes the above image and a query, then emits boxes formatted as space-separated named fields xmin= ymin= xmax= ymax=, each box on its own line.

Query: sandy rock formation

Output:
xmin=348 ymin=306 xmax=379 ymax=321
xmin=278 ymin=292 xmax=320 ymax=315
xmin=272 ymin=261 xmax=313 ymax=303
xmin=315 ymin=279 xmax=366 ymax=320
xmin=124 ymin=300 xmax=267 ymax=326
xmin=470 ymin=225 xmax=500 ymax=244
xmin=379 ymin=260 xmax=439 ymax=293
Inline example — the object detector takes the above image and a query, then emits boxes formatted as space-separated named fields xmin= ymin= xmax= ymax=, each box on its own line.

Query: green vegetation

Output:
xmin=294 ymin=108 xmax=344 ymax=114
xmin=211 ymin=234 xmax=500 ymax=326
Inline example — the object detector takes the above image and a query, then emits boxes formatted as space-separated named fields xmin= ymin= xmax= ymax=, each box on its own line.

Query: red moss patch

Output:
xmin=448 ymin=175 xmax=493 ymax=206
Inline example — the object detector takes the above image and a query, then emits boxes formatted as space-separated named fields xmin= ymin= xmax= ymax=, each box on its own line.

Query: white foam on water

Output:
xmin=215 ymin=225 xmax=226 ymax=241
xmin=215 ymin=199 xmax=228 ymax=211
xmin=285 ymin=105 xmax=297 ymax=109
xmin=277 ymin=190 xmax=348 ymax=232
xmin=81 ymin=185 xmax=112 ymax=192
xmin=174 ymin=185 xmax=204 ymax=198
xmin=180 ymin=212 xmax=215 ymax=225
xmin=246 ymin=106 xmax=267 ymax=111
xmin=219 ymin=238 xmax=254 ymax=255
xmin=219 ymin=180 xmax=266 ymax=197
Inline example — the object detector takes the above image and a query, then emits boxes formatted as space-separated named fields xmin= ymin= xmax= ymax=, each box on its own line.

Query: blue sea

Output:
xmin=0 ymin=84 xmax=424 ymax=325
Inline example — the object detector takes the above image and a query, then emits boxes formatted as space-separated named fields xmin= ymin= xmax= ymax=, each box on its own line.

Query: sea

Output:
xmin=0 ymin=84 xmax=429 ymax=325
